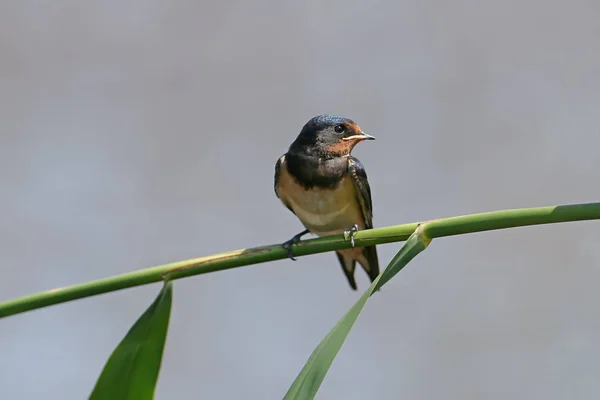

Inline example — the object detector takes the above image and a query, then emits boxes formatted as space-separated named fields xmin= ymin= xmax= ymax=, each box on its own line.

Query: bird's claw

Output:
xmin=344 ymin=224 xmax=360 ymax=248
xmin=282 ymin=239 xmax=297 ymax=261
xmin=282 ymin=229 xmax=309 ymax=261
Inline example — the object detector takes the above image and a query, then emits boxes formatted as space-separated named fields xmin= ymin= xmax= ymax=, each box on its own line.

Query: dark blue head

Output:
xmin=289 ymin=114 xmax=375 ymax=158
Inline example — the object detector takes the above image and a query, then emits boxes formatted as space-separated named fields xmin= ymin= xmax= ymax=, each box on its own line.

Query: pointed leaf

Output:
xmin=90 ymin=281 xmax=173 ymax=400
xmin=284 ymin=229 xmax=430 ymax=399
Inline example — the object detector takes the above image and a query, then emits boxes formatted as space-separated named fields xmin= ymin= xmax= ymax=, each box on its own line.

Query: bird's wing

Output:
xmin=346 ymin=156 xmax=380 ymax=285
xmin=348 ymin=156 xmax=373 ymax=229
xmin=274 ymin=154 xmax=295 ymax=213
xmin=274 ymin=155 xmax=285 ymax=198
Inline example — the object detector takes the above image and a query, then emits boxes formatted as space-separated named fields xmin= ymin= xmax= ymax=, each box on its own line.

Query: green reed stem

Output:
xmin=0 ymin=202 xmax=598 ymax=319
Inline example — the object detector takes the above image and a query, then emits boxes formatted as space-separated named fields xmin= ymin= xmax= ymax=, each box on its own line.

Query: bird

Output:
xmin=274 ymin=114 xmax=379 ymax=290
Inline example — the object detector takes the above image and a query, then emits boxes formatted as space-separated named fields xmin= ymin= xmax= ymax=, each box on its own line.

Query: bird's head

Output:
xmin=289 ymin=114 xmax=375 ymax=158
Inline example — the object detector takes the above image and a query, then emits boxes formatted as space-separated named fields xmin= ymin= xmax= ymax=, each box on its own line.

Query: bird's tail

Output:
xmin=335 ymin=245 xmax=380 ymax=290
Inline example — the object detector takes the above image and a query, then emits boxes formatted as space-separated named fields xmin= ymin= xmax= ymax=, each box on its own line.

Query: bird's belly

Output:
xmin=282 ymin=178 xmax=365 ymax=236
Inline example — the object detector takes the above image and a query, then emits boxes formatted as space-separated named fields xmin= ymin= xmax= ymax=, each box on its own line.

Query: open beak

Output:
xmin=342 ymin=132 xmax=376 ymax=141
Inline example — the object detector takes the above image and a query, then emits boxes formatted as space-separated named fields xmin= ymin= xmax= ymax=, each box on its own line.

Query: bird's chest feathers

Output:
xmin=278 ymin=165 xmax=363 ymax=234
xmin=290 ymin=182 xmax=351 ymax=214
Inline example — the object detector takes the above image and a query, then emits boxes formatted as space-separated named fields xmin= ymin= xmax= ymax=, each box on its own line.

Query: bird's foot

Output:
xmin=343 ymin=224 xmax=360 ymax=248
xmin=282 ymin=229 xmax=310 ymax=261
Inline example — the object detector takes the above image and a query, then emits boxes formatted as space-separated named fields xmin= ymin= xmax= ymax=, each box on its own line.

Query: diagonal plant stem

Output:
xmin=0 ymin=202 xmax=599 ymax=319
xmin=284 ymin=226 xmax=431 ymax=399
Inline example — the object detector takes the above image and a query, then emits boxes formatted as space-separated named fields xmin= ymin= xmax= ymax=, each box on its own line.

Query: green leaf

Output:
xmin=89 ymin=281 xmax=173 ymax=400
xmin=284 ymin=229 xmax=430 ymax=400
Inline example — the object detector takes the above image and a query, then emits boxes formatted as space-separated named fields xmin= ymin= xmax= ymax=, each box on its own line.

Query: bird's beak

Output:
xmin=342 ymin=132 xmax=376 ymax=141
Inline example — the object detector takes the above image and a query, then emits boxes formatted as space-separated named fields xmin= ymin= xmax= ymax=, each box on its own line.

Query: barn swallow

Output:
xmin=274 ymin=114 xmax=379 ymax=290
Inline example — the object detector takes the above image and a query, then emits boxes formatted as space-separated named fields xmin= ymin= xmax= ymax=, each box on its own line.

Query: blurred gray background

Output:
xmin=1 ymin=1 xmax=599 ymax=399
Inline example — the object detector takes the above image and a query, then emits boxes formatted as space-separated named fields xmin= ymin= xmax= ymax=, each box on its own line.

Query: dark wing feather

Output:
xmin=348 ymin=156 xmax=380 ymax=282
xmin=348 ymin=157 xmax=374 ymax=229
xmin=274 ymin=155 xmax=284 ymax=198
xmin=274 ymin=154 xmax=295 ymax=214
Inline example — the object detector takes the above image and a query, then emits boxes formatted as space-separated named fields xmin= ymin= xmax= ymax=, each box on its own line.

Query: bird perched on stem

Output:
xmin=274 ymin=114 xmax=379 ymax=290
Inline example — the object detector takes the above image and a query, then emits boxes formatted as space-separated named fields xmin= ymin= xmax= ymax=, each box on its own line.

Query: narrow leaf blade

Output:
xmin=89 ymin=282 xmax=173 ymax=400
xmin=284 ymin=230 xmax=429 ymax=400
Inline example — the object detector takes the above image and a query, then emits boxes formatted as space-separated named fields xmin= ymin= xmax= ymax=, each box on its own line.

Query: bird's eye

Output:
xmin=334 ymin=125 xmax=345 ymax=133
